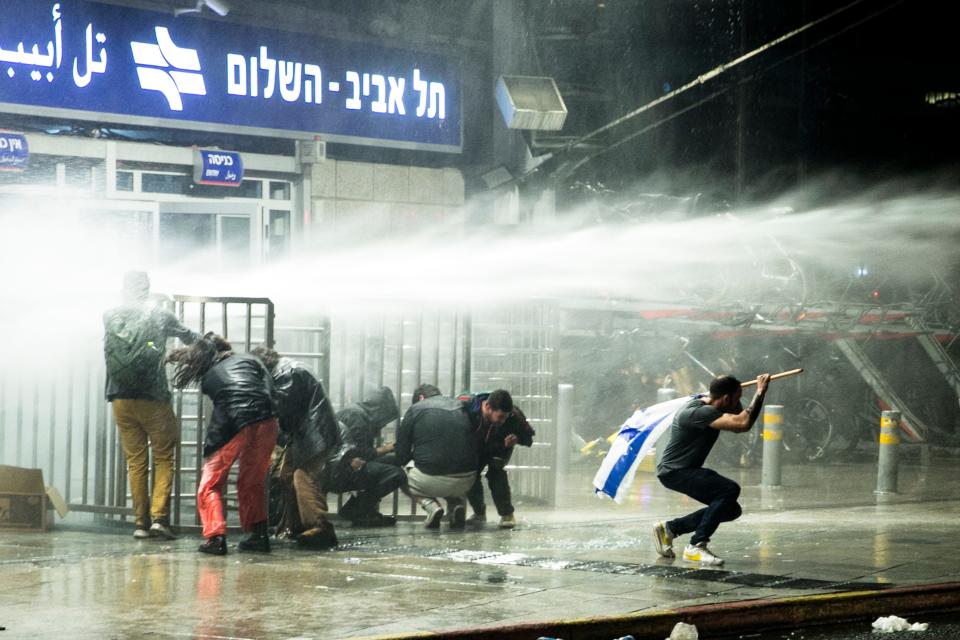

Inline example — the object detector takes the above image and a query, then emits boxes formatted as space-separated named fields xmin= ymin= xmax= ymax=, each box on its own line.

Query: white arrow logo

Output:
xmin=131 ymin=27 xmax=206 ymax=111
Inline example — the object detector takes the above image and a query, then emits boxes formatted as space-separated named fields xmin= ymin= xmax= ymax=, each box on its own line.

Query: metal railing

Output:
xmin=0 ymin=297 xmax=561 ymax=532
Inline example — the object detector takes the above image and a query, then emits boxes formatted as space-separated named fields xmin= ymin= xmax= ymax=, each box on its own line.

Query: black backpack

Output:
xmin=104 ymin=308 xmax=163 ymax=391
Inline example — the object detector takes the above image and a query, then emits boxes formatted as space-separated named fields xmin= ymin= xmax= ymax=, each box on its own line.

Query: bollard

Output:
xmin=762 ymin=405 xmax=784 ymax=487
xmin=876 ymin=410 xmax=900 ymax=494
xmin=654 ymin=388 xmax=677 ymax=467
xmin=554 ymin=383 xmax=574 ymax=503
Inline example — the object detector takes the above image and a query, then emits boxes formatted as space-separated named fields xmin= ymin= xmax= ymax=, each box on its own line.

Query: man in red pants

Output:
xmin=168 ymin=333 xmax=278 ymax=555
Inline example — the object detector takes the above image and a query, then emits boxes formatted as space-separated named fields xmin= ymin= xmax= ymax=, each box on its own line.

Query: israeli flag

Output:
xmin=593 ymin=394 xmax=700 ymax=503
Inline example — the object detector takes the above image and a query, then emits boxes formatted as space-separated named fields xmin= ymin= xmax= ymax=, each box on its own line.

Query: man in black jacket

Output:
xmin=325 ymin=386 xmax=405 ymax=527
xmin=461 ymin=390 xmax=535 ymax=529
xmin=253 ymin=346 xmax=339 ymax=549
xmin=103 ymin=271 xmax=198 ymax=540
xmin=398 ymin=384 xmax=479 ymax=529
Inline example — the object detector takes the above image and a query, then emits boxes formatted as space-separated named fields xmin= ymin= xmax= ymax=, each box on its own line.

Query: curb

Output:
xmin=360 ymin=581 xmax=960 ymax=640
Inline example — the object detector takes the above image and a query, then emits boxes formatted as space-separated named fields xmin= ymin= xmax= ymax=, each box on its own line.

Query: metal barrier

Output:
xmin=0 ymin=295 xmax=274 ymax=530
xmin=276 ymin=302 xmax=559 ymax=514
xmin=0 ymin=297 xmax=560 ymax=531
xmin=170 ymin=296 xmax=275 ymax=528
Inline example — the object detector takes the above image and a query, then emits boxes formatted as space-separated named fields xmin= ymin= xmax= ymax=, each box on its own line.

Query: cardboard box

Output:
xmin=0 ymin=465 xmax=48 ymax=531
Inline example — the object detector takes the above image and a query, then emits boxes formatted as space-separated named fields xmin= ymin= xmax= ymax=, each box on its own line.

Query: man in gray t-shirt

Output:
xmin=652 ymin=373 xmax=770 ymax=566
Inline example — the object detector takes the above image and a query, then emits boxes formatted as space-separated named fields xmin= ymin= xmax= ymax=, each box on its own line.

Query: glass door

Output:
xmin=158 ymin=202 xmax=262 ymax=271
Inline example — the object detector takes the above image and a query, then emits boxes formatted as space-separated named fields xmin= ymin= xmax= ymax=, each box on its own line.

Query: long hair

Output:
xmin=167 ymin=333 xmax=233 ymax=388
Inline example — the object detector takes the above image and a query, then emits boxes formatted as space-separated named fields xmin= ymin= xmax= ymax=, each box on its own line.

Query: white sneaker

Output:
xmin=498 ymin=514 xmax=516 ymax=529
xmin=683 ymin=543 xmax=724 ymax=566
xmin=150 ymin=521 xmax=178 ymax=540
xmin=653 ymin=521 xmax=675 ymax=559
xmin=133 ymin=528 xmax=151 ymax=539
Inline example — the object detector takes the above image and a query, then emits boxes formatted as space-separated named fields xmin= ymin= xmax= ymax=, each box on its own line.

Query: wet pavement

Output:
xmin=2 ymin=458 xmax=959 ymax=639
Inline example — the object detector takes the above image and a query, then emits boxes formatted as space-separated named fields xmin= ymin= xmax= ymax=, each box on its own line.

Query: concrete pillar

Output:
xmin=876 ymin=410 xmax=900 ymax=494
xmin=654 ymin=388 xmax=676 ymax=466
xmin=762 ymin=405 xmax=784 ymax=487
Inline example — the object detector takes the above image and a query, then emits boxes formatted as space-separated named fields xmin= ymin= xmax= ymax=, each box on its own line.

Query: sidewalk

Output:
xmin=2 ymin=459 xmax=958 ymax=639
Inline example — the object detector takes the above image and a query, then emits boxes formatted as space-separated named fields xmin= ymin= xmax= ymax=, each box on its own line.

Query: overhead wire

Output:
xmin=508 ymin=0 xmax=907 ymax=185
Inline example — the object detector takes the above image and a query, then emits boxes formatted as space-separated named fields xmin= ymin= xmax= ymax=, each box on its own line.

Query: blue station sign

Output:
xmin=0 ymin=1 xmax=461 ymax=152
xmin=193 ymin=148 xmax=243 ymax=186
xmin=0 ymin=131 xmax=29 ymax=171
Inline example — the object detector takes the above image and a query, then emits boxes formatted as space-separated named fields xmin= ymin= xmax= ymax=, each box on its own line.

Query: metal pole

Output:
xmin=461 ymin=313 xmax=472 ymax=394
xmin=555 ymin=383 xmax=574 ymax=503
xmin=654 ymin=388 xmax=677 ymax=467
xmin=762 ymin=404 xmax=784 ymax=487
xmin=877 ymin=410 xmax=900 ymax=494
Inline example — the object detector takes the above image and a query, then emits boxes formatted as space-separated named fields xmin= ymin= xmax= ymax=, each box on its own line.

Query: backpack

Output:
xmin=104 ymin=308 xmax=163 ymax=391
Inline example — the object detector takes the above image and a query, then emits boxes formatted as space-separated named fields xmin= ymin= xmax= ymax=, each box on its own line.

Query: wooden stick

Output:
xmin=740 ymin=368 xmax=804 ymax=388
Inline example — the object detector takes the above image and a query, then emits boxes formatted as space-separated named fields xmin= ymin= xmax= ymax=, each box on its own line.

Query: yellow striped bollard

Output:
xmin=762 ymin=405 xmax=784 ymax=487
xmin=876 ymin=410 xmax=900 ymax=494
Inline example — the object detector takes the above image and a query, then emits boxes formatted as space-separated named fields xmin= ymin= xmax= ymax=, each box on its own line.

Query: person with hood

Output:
xmin=103 ymin=270 xmax=199 ymax=540
xmin=460 ymin=389 xmax=535 ymax=529
xmin=168 ymin=333 xmax=278 ymax=555
xmin=398 ymin=383 xmax=479 ymax=529
xmin=252 ymin=346 xmax=340 ymax=550
xmin=324 ymin=386 xmax=405 ymax=527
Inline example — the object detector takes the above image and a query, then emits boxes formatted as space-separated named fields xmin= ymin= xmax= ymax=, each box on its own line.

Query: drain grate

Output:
xmin=342 ymin=538 xmax=894 ymax=591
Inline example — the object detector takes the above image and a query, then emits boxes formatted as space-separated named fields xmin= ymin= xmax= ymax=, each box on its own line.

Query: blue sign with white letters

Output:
xmin=194 ymin=149 xmax=243 ymax=186
xmin=0 ymin=132 xmax=29 ymax=171
xmin=0 ymin=1 xmax=461 ymax=151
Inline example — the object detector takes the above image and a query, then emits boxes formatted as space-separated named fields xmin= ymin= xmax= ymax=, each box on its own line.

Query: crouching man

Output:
xmin=461 ymin=390 xmax=535 ymax=529
xmin=399 ymin=384 xmax=479 ymax=529
xmin=325 ymin=386 xmax=406 ymax=527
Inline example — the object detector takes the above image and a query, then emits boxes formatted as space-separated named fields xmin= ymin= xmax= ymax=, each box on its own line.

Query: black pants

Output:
xmin=467 ymin=456 xmax=514 ymax=517
xmin=659 ymin=467 xmax=741 ymax=545
xmin=328 ymin=458 xmax=406 ymax=517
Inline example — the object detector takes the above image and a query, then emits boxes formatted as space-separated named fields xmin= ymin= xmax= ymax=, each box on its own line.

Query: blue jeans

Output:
xmin=659 ymin=467 xmax=742 ymax=545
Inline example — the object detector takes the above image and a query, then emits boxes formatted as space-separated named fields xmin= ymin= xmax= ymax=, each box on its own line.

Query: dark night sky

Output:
xmin=541 ymin=0 xmax=960 ymax=200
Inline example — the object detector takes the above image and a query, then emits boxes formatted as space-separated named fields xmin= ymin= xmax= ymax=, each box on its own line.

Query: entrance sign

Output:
xmin=0 ymin=1 xmax=461 ymax=151
xmin=193 ymin=148 xmax=243 ymax=186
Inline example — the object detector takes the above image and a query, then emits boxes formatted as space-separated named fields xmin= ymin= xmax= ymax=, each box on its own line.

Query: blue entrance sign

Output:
xmin=0 ymin=1 xmax=461 ymax=151
xmin=193 ymin=149 xmax=243 ymax=186
xmin=0 ymin=132 xmax=29 ymax=171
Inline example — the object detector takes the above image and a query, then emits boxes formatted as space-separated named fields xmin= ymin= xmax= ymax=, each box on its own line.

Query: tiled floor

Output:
xmin=2 ymin=459 xmax=959 ymax=639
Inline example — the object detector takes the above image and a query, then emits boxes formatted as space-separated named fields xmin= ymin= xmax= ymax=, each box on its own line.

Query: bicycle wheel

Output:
xmin=783 ymin=397 xmax=834 ymax=462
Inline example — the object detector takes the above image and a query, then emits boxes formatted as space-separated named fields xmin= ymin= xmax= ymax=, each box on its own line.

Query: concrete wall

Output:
xmin=309 ymin=159 xmax=465 ymax=235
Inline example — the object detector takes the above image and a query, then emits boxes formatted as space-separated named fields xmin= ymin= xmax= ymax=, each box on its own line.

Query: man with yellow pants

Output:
xmin=103 ymin=271 xmax=198 ymax=540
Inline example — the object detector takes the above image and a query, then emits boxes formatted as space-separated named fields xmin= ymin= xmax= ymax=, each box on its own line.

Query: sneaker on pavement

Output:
xmin=653 ymin=521 xmax=675 ymax=559
xmin=465 ymin=512 xmax=487 ymax=526
xmin=683 ymin=543 xmax=723 ymax=566
xmin=498 ymin=514 xmax=517 ymax=529
xmin=133 ymin=527 xmax=151 ymax=539
xmin=198 ymin=535 xmax=227 ymax=555
xmin=423 ymin=501 xmax=444 ymax=529
xmin=150 ymin=521 xmax=178 ymax=540
xmin=449 ymin=504 xmax=466 ymax=529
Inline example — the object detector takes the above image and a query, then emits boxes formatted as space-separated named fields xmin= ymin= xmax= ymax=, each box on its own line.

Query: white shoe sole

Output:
xmin=653 ymin=523 xmax=675 ymax=558
xmin=683 ymin=551 xmax=724 ymax=566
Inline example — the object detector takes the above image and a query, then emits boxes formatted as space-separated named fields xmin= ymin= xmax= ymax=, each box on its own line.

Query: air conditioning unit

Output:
xmin=298 ymin=139 xmax=326 ymax=164
xmin=496 ymin=75 xmax=568 ymax=131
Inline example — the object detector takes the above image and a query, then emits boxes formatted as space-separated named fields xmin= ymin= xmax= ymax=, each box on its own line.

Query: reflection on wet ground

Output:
xmin=2 ymin=461 xmax=959 ymax=639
